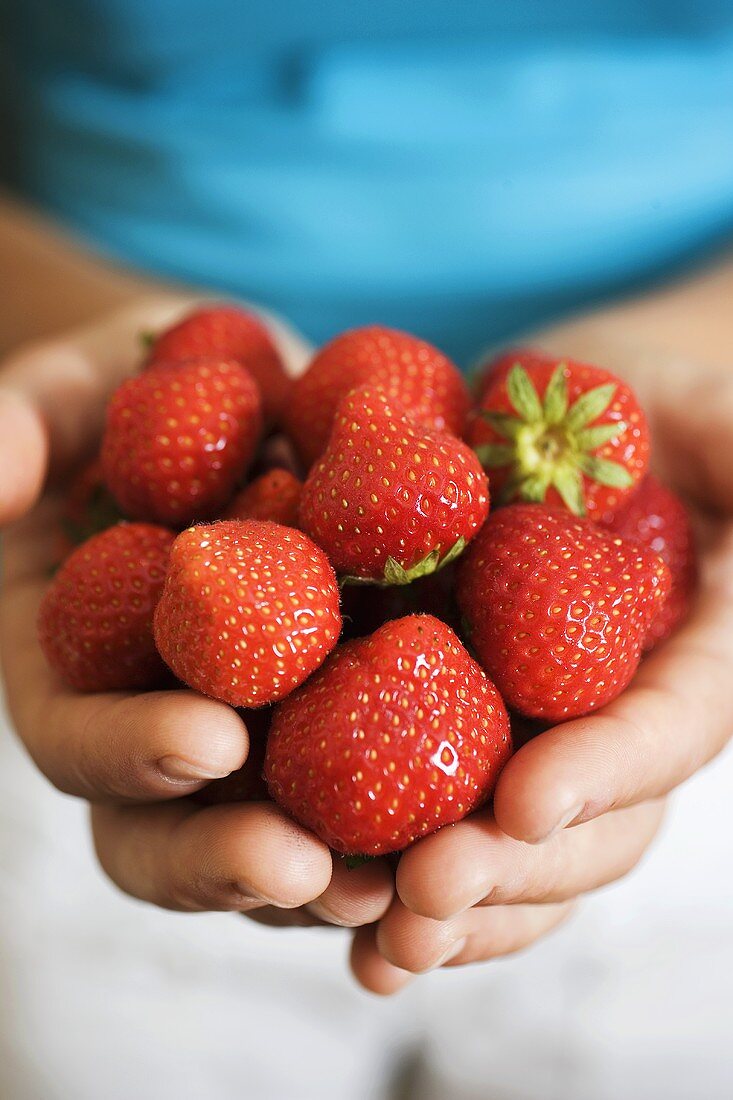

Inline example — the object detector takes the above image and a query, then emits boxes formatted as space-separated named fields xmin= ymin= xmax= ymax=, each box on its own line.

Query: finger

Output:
xmin=1 ymin=510 xmax=253 ymax=800
xmin=397 ymin=800 xmax=665 ymax=920
xmin=305 ymin=858 xmax=395 ymax=927
xmin=655 ymin=372 xmax=733 ymax=514
xmin=0 ymin=297 xmax=194 ymax=520
xmin=92 ymin=800 xmax=332 ymax=912
xmin=349 ymin=925 xmax=415 ymax=997
xmin=351 ymin=899 xmax=573 ymax=991
xmin=494 ymin=527 xmax=733 ymax=842
xmin=440 ymin=902 xmax=574 ymax=968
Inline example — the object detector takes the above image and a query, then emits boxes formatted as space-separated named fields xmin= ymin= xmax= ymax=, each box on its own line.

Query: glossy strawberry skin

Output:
xmin=603 ymin=475 xmax=697 ymax=650
xmin=456 ymin=504 xmax=670 ymax=721
xmin=225 ymin=469 xmax=302 ymax=528
xmin=38 ymin=523 xmax=174 ymax=692
xmin=299 ymin=386 xmax=489 ymax=582
xmin=265 ymin=615 xmax=512 ymax=857
xmin=147 ymin=305 xmax=291 ymax=423
xmin=153 ymin=520 xmax=342 ymax=708
xmin=284 ymin=326 xmax=471 ymax=468
xmin=101 ymin=358 xmax=262 ymax=526
xmin=469 ymin=357 xmax=650 ymax=521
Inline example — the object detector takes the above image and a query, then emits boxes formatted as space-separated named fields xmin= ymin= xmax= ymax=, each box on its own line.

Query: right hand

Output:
xmin=0 ymin=296 xmax=394 ymax=929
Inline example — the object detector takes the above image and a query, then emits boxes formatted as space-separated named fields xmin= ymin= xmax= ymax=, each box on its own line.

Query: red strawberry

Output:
xmin=55 ymin=456 xmax=124 ymax=561
xmin=603 ymin=475 xmax=697 ymax=650
xmin=147 ymin=305 xmax=291 ymax=423
xmin=194 ymin=710 xmax=271 ymax=805
xmin=225 ymin=469 xmax=302 ymax=528
xmin=101 ymin=358 xmax=262 ymax=526
xmin=154 ymin=520 xmax=341 ymax=708
xmin=265 ymin=614 xmax=511 ymax=856
xmin=284 ymin=326 xmax=471 ymax=468
xmin=471 ymin=346 xmax=556 ymax=401
xmin=468 ymin=356 xmax=650 ymax=521
xmin=456 ymin=504 xmax=670 ymax=721
xmin=38 ymin=522 xmax=174 ymax=692
xmin=299 ymin=385 xmax=489 ymax=584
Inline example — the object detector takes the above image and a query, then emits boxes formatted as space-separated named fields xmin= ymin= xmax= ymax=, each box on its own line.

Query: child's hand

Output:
xmin=350 ymin=305 xmax=733 ymax=993
xmin=0 ymin=298 xmax=394 ymax=929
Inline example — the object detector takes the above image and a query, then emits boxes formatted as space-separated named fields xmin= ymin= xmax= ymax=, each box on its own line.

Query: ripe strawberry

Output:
xmin=265 ymin=614 xmax=511 ymax=856
xmin=147 ymin=305 xmax=291 ymax=423
xmin=101 ymin=358 xmax=262 ymax=526
xmin=55 ymin=456 xmax=124 ymax=561
xmin=225 ymin=469 xmax=302 ymax=528
xmin=471 ymin=346 xmax=555 ymax=401
xmin=456 ymin=504 xmax=670 ymax=721
xmin=299 ymin=385 xmax=489 ymax=584
xmin=603 ymin=475 xmax=697 ymax=650
xmin=194 ymin=709 xmax=271 ymax=806
xmin=468 ymin=356 xmax=650 ymax=521
xmin=284 ymin=326 xmax=471 ymax=468
xmin=38 ymin=522 xmax=174 ymax=692
xmin=154 ymin=520 xmax=341 ymax=708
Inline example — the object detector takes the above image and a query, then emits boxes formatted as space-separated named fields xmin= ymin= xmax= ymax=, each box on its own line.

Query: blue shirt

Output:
xmin=3 ymin=1 xmax=733 ymax=363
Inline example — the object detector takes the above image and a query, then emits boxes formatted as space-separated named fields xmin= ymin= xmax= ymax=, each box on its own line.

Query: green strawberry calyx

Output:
xmin=341 ymin=536 xmax=467 ymax=588
xmin=474 ymin=363 xmax=633 ymax=516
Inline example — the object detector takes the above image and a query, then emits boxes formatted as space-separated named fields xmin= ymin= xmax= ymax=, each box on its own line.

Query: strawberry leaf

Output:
xmin=437 ymin=536 xmax=467 ymax=571
xmin=479 ymin=411 xmax=524 ymax=440
xmin=576 ymin=421 xmax=626 ymax=450
xmin=507 ymin=365 xmax=543 ymax=423
xmin=474 ymin=443 xmax=515 ymax=468
xmin=542 ymin=364 xmax=568 ymax=426
xmin=343 ymin=854 xmax=374 ymax=870
xmin=566 ymin=383 xmax=617 ymax=431
xmin=520 ymin=471 xmax=552 ymax=502
xmin=577 ymin=454 xmax=634 ymax=489
xmin=552 ymin=466 xmax=586 ymax=515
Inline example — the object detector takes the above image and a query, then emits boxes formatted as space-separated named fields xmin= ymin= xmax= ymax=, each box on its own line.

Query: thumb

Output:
xmin=0 ymin=384 xmax=48 ymax=525
xmin=656 ymin=373 xmax=733 ymax=515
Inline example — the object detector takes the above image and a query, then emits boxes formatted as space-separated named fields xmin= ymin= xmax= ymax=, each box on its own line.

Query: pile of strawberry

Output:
xmin=38 ymin=307 xmax=697 ymax=858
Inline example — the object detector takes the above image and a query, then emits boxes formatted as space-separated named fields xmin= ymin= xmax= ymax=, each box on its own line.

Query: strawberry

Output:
xmin=468 ymin=356 xmax=650 ymax=521
xmin=456 ymin=504 xmax=670 ymax=721
xmin=194 ymin=709 xmax=271 ymax=805
xmin=471 ymin=346 xmax=556 ymax=401
xmin=147 ymin=305 xmax=291 ymax=424
xmin=299 ymin=386 xmax=489 ymax=584
xmin=225 ymin=469 xmax=302 ymax=528
xmin=38 ymin=522 xmax=174 ymax=692
xmin=284 ymin=325 xmax=471 ymax=468
xmin=153 ymin=520 xmax=341 ymax=708
xmin=603 ymin=475 xmax=697 ymax=650
xmin=55 ymin=456 xmax=123 ymax=561
xmin=101 ymin=358 xmax=262 ymax=526
xmin=265 ymin=614 xmax=511 ymax=856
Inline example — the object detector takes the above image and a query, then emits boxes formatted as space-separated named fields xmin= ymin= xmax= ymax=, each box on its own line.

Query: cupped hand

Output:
xmin=352 ymin=320 xmax=733 ymax=994
xmin=0 ymin=297 xmax=394 ymax=930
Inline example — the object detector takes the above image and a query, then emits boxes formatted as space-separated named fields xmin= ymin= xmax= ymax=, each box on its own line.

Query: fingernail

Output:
xmin=539 ymin=802 xmax=585 ymax=843
xmin=433 ymin=937 xmax=468 ymax=969
xmin=233 ymin=882 xmax=267 ymax=905
xmin=157 ymin=755 xmax=232 ymax=783
xmin=306 ymin=900 xmax=354 ymax=927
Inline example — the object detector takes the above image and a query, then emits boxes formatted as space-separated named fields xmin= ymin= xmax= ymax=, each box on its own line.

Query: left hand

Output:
xmin=351 ymin=301 xmax=733 ymax=994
